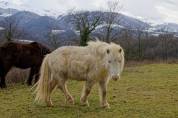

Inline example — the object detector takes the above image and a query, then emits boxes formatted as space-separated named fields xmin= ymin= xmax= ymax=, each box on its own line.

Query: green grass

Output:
xmin=1 ymin=64 xmax=178 ymax=118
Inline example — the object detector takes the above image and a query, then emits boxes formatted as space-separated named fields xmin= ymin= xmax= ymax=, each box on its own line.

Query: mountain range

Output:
xmin=0 ymin=7 xmax=177 ymax=42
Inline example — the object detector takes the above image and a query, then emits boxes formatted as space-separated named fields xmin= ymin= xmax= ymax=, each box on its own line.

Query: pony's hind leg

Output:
xmin=58 ymin=79 xmax=74 ymax=105
xmin=80 ymin=81 xmax=94 ymax=106
xmin=46 ymin=78 xmax=57 ymax=107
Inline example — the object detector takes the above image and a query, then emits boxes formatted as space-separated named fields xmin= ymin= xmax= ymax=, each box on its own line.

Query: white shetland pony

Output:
xmin=34 ymin=40 xmax=124 ymax=108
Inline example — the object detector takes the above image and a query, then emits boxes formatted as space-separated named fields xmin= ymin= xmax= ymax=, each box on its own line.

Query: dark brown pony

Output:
xmin=0 ymin=41 xmax=51 ymax=88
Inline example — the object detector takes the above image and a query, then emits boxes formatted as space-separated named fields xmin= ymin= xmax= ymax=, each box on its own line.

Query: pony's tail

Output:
xmin=34 ymin=54 xmax=50 ymax=103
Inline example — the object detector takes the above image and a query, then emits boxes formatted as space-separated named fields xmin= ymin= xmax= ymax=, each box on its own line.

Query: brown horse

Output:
xmin=0 ymin=41 xmax=51 ymax=88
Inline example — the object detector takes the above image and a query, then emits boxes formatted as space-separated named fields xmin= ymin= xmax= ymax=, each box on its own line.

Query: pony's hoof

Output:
xmin=80 ymin=99 xmax=89 ymax=106
xmin=47 ymin=103 xmax=54 ymax=107
xmin=66 ymin=97 xmax=75 ymax=105
xmin=68 ymin=100 xmax=75 ymax=105
xmin=80 ymin=102 xmax=89 ymax=107
xmin=101 ymin=103 xmax=110 ymax=109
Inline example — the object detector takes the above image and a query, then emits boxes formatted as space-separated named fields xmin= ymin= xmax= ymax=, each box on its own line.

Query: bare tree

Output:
xmin=137 ymin=29 xmax=143 ymax=60
xmin=70 ymin=11 xmax=101 ymax=46
xmin=3 ymin=16 xmax=23 ymax=41
xmin=4 ymin=17 xmax=17 ymax=41
xmin=47 ymin=29 xmax=78 ymax=49
xmin=135 ymin=25 xmax=149 ymax=60
xmin=48 ymin=31 xmax=60 ymax=49
xmin=159 ymin=33 xmax=174 ymax=62
xmin=104 ymin=0 xmax=122 ymax=43
xmin=157 ymin=26 xmax=174 ymax=61
xmin=121 ymin=28 xmax=132 ymax=60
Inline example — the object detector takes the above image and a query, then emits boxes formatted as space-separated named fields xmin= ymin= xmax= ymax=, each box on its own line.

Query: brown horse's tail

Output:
xmin=34 ymin=54 xmax=51 ymax=103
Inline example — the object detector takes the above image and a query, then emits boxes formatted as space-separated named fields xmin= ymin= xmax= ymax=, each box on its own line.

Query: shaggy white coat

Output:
xmin=34 ymin=40 xmax=124 ymax=108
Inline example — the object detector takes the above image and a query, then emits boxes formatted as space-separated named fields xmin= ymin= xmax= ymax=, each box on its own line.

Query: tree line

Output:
xmin=0 ymin=0 xmax=178 ymax=62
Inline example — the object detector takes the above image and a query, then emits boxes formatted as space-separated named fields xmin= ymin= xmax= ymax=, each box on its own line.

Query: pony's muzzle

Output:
xmin=111 ymin=75 xmax=120 ymax=81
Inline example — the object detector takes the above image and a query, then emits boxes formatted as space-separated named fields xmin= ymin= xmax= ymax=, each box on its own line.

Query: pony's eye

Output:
xmin=108 ymin=60 xmax=111 ymax=63
xmin=107 ymin=49 xmax=110 ymax=54
xmin=119 ymin=49 xmax=122 ymax=53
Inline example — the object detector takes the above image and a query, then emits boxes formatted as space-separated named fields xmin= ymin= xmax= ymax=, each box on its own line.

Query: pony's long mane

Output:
xmin=87 ymin=40 xmax=108 ymax=47
xmin=87 ymin=40 xmax=108 ymax=57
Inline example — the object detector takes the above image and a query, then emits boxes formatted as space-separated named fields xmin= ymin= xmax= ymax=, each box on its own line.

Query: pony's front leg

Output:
xmin=58 ymin=80 xmax=74 ymax=105
xmin=99 ymin=80 xmax=110 ymax=109
xmin=80 ymin=81 xmax=94 ymax=106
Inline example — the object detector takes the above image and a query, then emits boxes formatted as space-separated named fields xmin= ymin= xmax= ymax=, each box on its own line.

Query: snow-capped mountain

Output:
xmin=152 ymin=23 xmax=178 ymax=33
xmin=0 ymin=7 xmax=18 ymax=17
xmin=0 ymin=5 xmax=177 ymax=41
xmin=0 ymin=0 xmax=60 ymax=17
xmin=0 ymin=0 xmax=27 ymax=12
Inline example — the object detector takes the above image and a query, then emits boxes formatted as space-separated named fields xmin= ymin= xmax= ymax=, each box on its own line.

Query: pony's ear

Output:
xmin=119 ymin=48 xmax=122 ymax=53
xmin=95 ymin=45 xmax=107 ymax=58
xmin=88 ymin=41 xmax=109 ymax=58
xmin=106 ymin=49 xmax=110 ymax=54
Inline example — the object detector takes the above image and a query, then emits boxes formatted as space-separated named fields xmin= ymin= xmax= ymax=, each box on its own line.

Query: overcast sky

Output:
xmin=3 ymin=0 xmax=178 ymax=24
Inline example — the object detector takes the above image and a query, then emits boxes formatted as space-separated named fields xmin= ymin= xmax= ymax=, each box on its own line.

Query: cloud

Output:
xmin=1 ymin=0 xmax=178 ymax=23
xmin=11 ymin=0 xmax=22 ymax=5
xmin=20 ymin=0 xmax=106 ymax=11
xmin=156 ymin=4 xmax=178 ymax=23
xmin=119 ymin=0 xmax=178 ymax=23
xmin=154 ymin=0 xmax=178 ymax=23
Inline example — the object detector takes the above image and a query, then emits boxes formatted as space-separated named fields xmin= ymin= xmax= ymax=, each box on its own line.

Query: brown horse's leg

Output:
xmin=34 ymin=67 xmax=40 ymax=83
xmin=0 ymin=66 xmax=11 ymax=88
xmin=27 ymin=68 xmax=35 ymax=86
xmin=34 ymin=73 xmax=39 ymax=83
xmin=28 ymin=66 xmax=40 ymax=85
xmin=0 ymin=75 xmax=6 ymax=88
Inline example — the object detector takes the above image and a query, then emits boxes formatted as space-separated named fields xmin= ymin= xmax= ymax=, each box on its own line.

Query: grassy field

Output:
xmin=1 ymin=64 xmax=178 ymax=118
